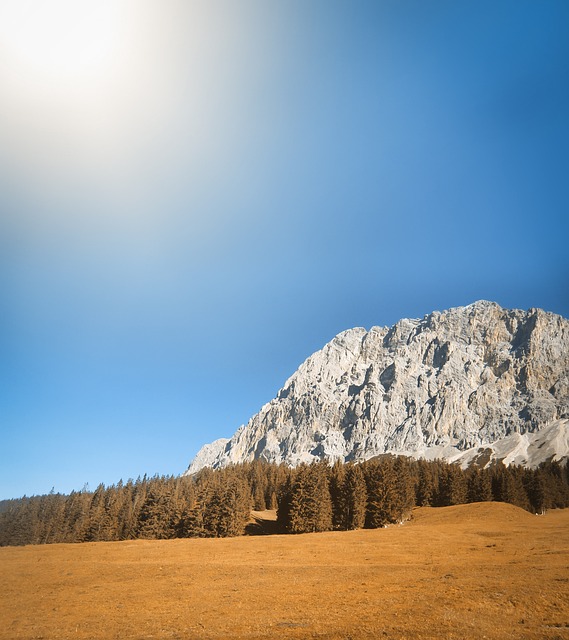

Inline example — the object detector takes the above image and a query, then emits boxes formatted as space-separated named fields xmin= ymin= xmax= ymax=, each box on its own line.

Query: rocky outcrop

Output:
xmin=188 ymin=438 xmax=230 ymax=472
xmin=185 ymin=301 xmax=569 ymax=473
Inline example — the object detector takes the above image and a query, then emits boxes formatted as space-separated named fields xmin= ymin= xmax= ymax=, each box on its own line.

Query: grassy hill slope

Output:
xmin=1 ymin=502 xmax=567 ymax=639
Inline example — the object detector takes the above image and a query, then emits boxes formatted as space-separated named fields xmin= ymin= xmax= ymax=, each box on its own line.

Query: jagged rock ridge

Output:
xmin=186 ymin=301 xmax=569 ymax=473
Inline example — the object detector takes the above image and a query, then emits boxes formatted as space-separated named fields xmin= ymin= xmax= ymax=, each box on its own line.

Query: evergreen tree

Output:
xmin=394 ymin=457 xmax=416 ymax=521
xmin=364 ymin=459 xmax=401 ymax=528
xmin=341 ymin=464 xmax=367 ymax=530
xmin=62 ymin=490 xmax=90 ymax=542
xmin=287 ymin=463 xmax=333 ymax=534
xmin=138 ymin=478 xmax=176 ymax=539
xmin=524 ymin=469 xmax=551 ymax=514
xmin=533 ymin=462 xmax=569 ymax=509
xmin=2 ymin=456 xmax=567 ymax=547
xmin=201 ymin=474 xmax=250 ymax=537
xmin=0 ymin=497 xmax=41 ymax=546
xmin=37 ymin=490 xmax=67 ymax=544
xmin=268 ymin=491 xmax=278 ymax=510
xmin=180 ymin=499 xmax=205 ymax=537
xmin=116 ymin=480 xmax=138 ymax=540
xmin=491 ymin=464 xmax=530 ymax=510
xmin=416 ymin=462 xmax=436 ymax=507
xmin=466 ymin=468 xmax=493 ymax=503
xmin=85 ymin=484 xmax=111 ymax=542
xmin=329 ymin=460 xmax=347 ymax=530
xmin=250 ymin=461 xmax=269 ymax=510
xmin=276 ymin=474 xmax=294 ymax=532
xmin=438 ymin=464 xmax=467 ymax=506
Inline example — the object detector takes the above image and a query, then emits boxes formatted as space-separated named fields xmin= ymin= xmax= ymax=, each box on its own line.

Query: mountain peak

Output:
xmin=185 ymin=302 xmax=569 ymax=474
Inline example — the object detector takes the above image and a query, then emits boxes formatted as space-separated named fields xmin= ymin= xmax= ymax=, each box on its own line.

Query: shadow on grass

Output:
xmin=245 ymin=514 xmax=281 ymax=536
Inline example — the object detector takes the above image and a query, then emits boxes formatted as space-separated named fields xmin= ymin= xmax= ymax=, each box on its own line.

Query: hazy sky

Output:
xmin=1 ymin=0 xmax=568 ymax=499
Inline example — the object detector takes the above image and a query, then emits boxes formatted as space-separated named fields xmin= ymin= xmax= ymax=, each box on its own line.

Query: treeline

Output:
xmin=276 ymin=457 xmax=569 ymax=533
xmin=1 ymin=457 xmax=568 ymax=546
xmin=0 ymin=464 xmax=284 ymax=546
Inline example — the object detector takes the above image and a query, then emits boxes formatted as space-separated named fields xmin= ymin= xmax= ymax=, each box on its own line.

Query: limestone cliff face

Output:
xmin=186 ymin=301 xmax=569 ymax=473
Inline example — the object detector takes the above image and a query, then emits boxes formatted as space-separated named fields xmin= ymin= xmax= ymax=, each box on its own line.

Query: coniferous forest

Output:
xmin=1 ymin=457 xmax=568 ymax=546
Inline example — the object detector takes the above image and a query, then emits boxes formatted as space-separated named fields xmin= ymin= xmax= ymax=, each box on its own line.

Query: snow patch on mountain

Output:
xmin=451 ymin=419 xmax=569 ymax=469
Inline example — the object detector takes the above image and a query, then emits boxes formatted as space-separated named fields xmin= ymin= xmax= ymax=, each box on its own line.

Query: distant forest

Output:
xmin=1 ymin=457 xmax=568 ymax=546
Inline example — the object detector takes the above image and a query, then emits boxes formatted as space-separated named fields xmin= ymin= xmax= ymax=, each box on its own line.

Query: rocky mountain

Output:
xmin=185 ymin=301 xmax=569 ymax=474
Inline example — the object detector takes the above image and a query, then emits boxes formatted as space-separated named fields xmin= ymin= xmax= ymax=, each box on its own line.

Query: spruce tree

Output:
xmin=276 ymin=474 xmax=294 ymax=532
xmin=394 ymin=457 xmax=416 ymax=521
xmin=416 ymin=462 xmax=435 ymax=507
xmin=438 ymin=464 xmax=467 ymax=506
xmin=62 ymin=490 xmax=90 ymax=542
xmin=491 ymin=464 xmax=530 ymax=510
xmin=466 ymin=468 xmax=493 ymax=503
xmin=329 ymin=460 xmax=347 ymax=530
xmin=341 ymin=464 xmax=367 ymax=530
xmin=287 ymin=463 xmax=333 ymax=534
xmin=138 ymin=478 xmax=175 ymax=539
xmin=364 ymin=459 xmax=399 ymax=528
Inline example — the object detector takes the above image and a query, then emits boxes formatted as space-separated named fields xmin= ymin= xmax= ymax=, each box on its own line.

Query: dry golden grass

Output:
xmin=1 ymin=502 xmax=568 ymax=639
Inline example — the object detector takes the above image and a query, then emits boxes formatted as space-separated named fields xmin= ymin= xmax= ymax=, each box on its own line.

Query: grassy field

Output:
xmin=1 ymin=502 xmax=568 ymax=640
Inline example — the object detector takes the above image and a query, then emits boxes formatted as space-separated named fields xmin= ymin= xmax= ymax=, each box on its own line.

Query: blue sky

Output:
xmin=1 ymin=0 xmax=568 ymax=499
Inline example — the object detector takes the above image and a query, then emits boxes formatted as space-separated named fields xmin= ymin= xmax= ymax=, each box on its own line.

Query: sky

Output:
xmin=1 ymin=0 xmax=568 ymax=499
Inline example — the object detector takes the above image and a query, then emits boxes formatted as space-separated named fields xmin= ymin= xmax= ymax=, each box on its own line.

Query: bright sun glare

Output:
xmin=0 ymin=0 xmax=151 ymax=176
xmin=0 ymin=1 xmax=123 ymax=88
xmin=0 ymin=1 xmax=227 ymax=201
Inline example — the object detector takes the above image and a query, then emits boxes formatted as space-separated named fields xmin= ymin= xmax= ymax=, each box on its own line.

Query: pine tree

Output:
xmin=438 ymin=464 xmax=467 ymax=506
xmin=138 ymin=478 xmax=174 ymax=539
xmin=250 ymin=461 xmax=269 ymax=510
xmin=37 ymin=490 xmax=67 ymax=544
xmin=287 ymin=463 xmax=333 ymax=534
xmin=200 ymin=474 xmax=251 ymax=537
xmin=364 ymin=459 xmax=400 ymax=528
xmin=341 ymin=464 xmax=367 ymax=530
xmin=466 ymin=468 xmax=493 ymax=503
xmin=491 ymin=464 xmax=530 ymax=510
xmin=62 ymin=490 xmax=91 ymax=542
xmin=4 ymin=455 xmax=565 ymax=546
xmin=180 ymin=499 xmax=206 ymax=537
xmin=416 ymin=462 xmax=435 ymax=507
xmin=268 ymin=491 xmax=278 ymax=510
xmin=524 ymin=469 xmax=551 ymax=514
xmin=532 ymin=462 xmax=569 ymax=509
xmin=115 ymin=480 xmax=137 ymax=540
xmin=225 ymin=476 xmax=251 ymax=536
xmin=276 ymin=474 xmax=294 ymax=532
xmin=394 ymin=457 xmax=416 ymax=521
xmin=329 ymin=460 xmax=347 ymax=530
xmin=0 ymin=497 xmax=41 ymax=546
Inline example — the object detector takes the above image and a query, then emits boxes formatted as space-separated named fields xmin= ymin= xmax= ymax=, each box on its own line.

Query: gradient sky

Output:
xmin=1 ymin=0 xmax=568 ymax=499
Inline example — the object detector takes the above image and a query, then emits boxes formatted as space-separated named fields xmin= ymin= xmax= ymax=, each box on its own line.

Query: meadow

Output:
xmin=1 ymin=502 xmax=567 ymax=639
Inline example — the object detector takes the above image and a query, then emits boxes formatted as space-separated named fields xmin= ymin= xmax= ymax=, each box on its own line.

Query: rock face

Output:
xmin=185 ymin=301 xmax=569 ymax=474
